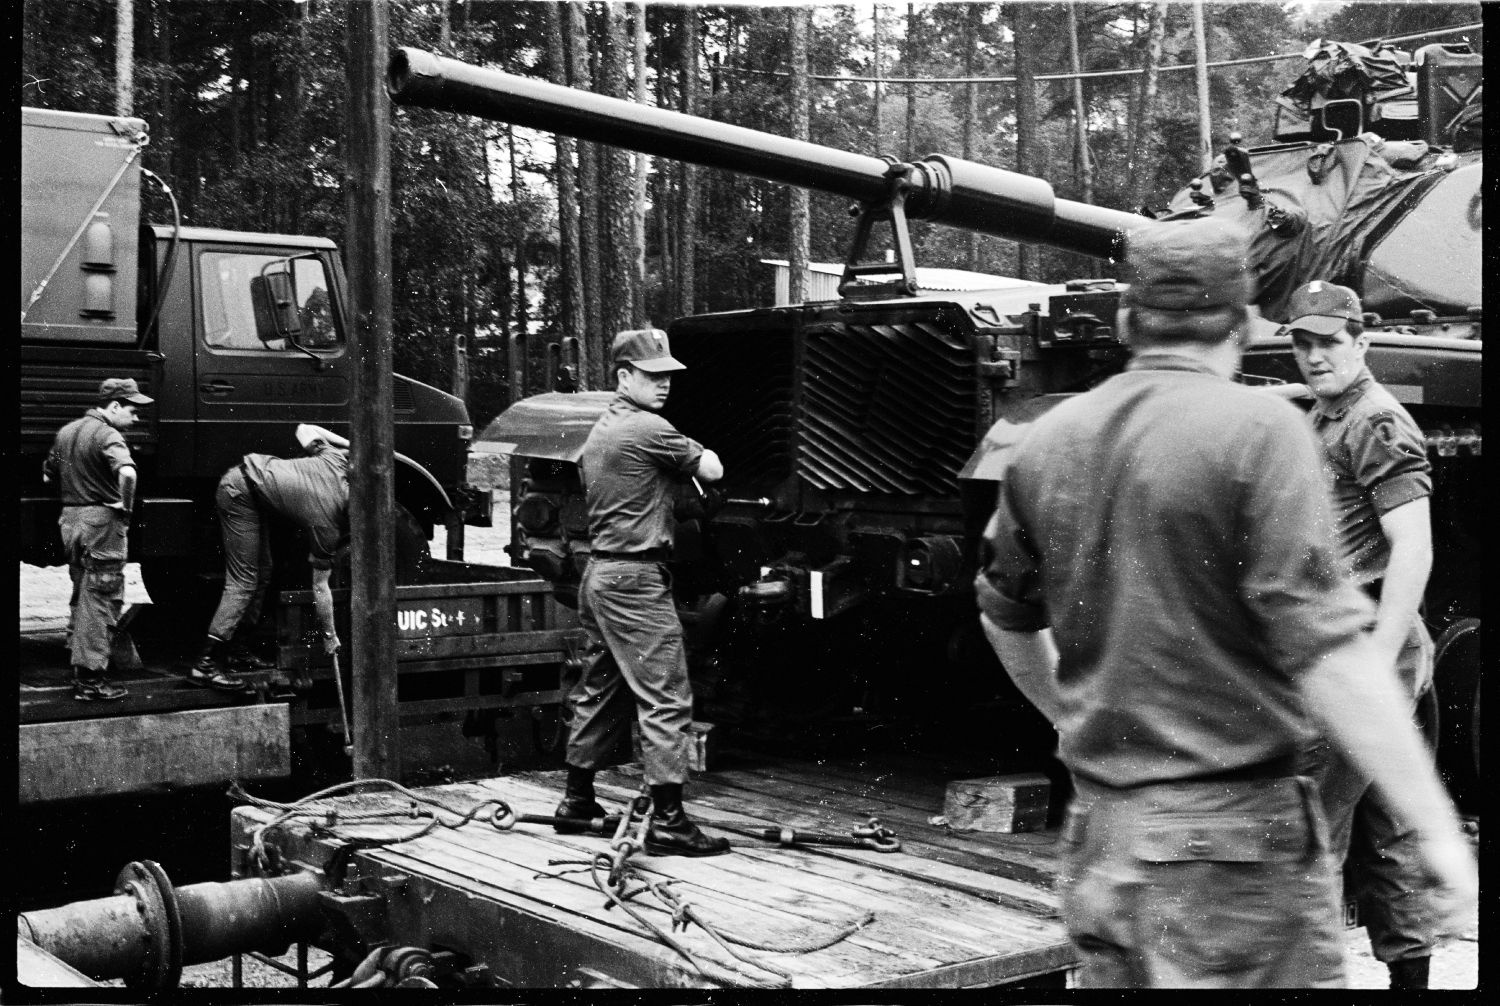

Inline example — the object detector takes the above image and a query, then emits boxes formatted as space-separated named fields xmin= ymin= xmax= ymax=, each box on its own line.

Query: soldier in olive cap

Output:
xmin=1282 ymin=280 xmax=1439 ymax=990
xmin=974 ymin=217 xmax=1474 ymax=987
xmin=42 ymin=377 xmax=154 ymax=701
xmin=557 ymin=328 xmax=729 ymax=856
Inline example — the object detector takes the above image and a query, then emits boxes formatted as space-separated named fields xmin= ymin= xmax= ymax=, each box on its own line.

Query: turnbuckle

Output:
xmin=755 ymin=817 xmax=901 ymax=853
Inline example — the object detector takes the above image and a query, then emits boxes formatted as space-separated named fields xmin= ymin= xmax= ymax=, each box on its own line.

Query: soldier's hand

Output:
xmin=322 ymin=631 xmax=342 ymax=656
xmin=1421 ymin=827 xmax=1479 ymax=941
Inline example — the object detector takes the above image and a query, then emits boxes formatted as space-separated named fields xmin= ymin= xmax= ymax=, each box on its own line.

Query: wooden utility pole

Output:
xmin=115 ymin=0 xmax=134 ymax=116
xmin=345 ymin=0 xmax=399 ymax=781
xmin=1192 ymin=0 xmax=1214 ymax=172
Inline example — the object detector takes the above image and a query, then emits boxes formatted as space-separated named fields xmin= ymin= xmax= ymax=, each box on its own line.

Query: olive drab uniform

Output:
xmin=45 ymin=409 xmax=137 ymax=676
xmin=568 ymin=396 xmax=704 ymax=785
xmin=206 ymin=444 xmax=351 ymax=643
xmin=1304 ymin=366 xmax=1437 ymax=968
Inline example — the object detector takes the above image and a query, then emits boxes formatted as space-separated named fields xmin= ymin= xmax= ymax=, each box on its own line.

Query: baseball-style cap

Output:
xmin=1122 ymin=216 xmax=1253 ymax=312
xmin=611 ymin=328 xmax=685 ymax=373
xmin=98 ymin=377 xmax=154 ymax=405
xmin=1284 ymin=281 xmax=1362 ymax=335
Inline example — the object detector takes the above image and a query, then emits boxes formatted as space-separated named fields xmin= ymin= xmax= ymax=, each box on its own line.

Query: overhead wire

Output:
xmin=717 ymin=21 xmax=1482 ymax=86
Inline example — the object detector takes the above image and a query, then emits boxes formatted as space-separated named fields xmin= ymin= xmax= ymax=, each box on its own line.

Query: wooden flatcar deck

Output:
xmin=231 ymin=750 xmax=1076 ymax=989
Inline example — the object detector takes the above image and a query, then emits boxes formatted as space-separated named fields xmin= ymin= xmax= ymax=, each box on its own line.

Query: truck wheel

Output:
xmin=1432 ymin=618 xmax=1480 ymax=811
xmin=393 ymin=503 xmax=431 ymax=584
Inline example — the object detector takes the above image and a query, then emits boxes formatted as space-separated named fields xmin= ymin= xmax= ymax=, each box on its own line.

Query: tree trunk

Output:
xmin=508 ymin=123 xmax=529 ymax=389
xmin=788 ymin=5 xmax=811 ymax=305
xmin=677 ymin=5 xmax=700 ymax=318
xmin=1127 ymin=2 xmax=1167 ymax=214
xmin=871 ymin=5 xmax=883 ymax=148
xmin=905 ymin=2 xmax=917 ymax=158
xmin=631 ymin=2 xmax=649 ymax=326
xmin=546 ymin=2 xmax=586 ymax=380
xmin=963 ymin=3 xmax=979 ymax=270
xmin=567 ymin=2 xmax=603 ymax=387
xmin=1191 ymin=0 xmax=1213 ymax=173
xmin=157 ymin=0 xmax=174 ymax=188
xmin=115 ymin=0 xmax=134 ymax=116
xmin=1012 ymin=2 xmax=1039 ymax=280
xmin=654 ymin=29 xmax=673 ymax=321
xmin=439 ymin=0 xmax=452 ymax=51
xmin=1066 ymin=0 xmax=1095 ymax=278
xmin=599 ymin=2 xmax=634 ymax=340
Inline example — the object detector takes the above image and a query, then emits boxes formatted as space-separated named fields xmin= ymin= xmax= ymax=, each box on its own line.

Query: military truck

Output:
xmin=20 ymin=106 xmax=488 ymax=614
xmin=394 ymin=39 xmax=1480 ymax=804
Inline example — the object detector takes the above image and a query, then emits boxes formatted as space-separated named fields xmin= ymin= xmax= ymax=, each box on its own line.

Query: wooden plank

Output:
xmin=17 ymin=935 xmax=102 ymax=988
xmin=20 ymin=703 xmax=289 ymax=802
xmin=247 ymin=776 xmax=1070 ymax=987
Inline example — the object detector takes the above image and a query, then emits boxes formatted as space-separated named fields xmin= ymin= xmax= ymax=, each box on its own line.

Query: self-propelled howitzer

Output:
xmin=400 ymin=43 xmax=1480 ymax=803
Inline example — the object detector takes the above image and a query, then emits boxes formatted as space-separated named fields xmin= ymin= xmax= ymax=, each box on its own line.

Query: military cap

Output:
xmin=1122 ymin=216 xmax=1253 ymax=312
xmin=98 ymin=377 xmax=154 ymax=405
xmin=1284 ymin=280 xmax=1362 ymax=335
xmin=611 ymin=328 xmax=685 ymax=373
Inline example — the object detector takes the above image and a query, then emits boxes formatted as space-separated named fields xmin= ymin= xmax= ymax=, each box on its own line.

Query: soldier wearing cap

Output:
xmin=1282 ymin=280 xmax=1439 ymax=990
xmin=555 ymin=328 xmax=729 ymax=856
xmin=973 ymin=217 xmax=1474 ymax=987
xmin=42 ymin=378 xmax=154 ymax=701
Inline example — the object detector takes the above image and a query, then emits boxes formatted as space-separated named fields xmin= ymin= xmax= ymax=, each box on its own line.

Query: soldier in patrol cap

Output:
xmin=43 ymin=377 xmax=154 ymax=701
xmin=556 ymin=328 xmax=729 ymax=856
xmin=974 ymin=217 xmax=1474 ymax=987
xmin=1282 ymin=279 xmax=1440 ymax=989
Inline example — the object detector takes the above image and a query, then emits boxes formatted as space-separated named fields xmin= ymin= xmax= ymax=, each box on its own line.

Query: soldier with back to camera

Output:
xmin=974 ymin=216 xmax=1475 ymax=988
xmin=554 ymin=328 xmax=729 ymax=857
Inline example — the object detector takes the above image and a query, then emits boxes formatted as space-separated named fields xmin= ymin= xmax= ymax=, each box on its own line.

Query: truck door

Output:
xmin=192 ymin=243 xmax=350 ymax=475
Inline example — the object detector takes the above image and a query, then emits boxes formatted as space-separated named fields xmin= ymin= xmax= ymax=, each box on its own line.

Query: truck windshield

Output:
xmin=199 ymin=250 xmax=342 ymax=351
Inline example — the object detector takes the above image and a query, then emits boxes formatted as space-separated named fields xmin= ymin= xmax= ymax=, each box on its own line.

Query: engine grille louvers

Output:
xmin=800 ymin=320 xmax=974 ymax=494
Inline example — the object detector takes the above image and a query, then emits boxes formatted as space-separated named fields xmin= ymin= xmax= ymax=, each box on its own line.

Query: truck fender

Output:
xmin=394 ymin=451 xmax=453 ymax=527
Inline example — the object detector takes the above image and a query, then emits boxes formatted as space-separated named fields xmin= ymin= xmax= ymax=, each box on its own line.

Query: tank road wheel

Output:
xmin=1432 ymin=618 xmax=1481 ymax=812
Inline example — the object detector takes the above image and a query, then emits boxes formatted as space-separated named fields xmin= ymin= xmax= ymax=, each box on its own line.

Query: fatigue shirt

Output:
xmin=43 ymin=410 xmax=136 ymax=507
xmin=976 ymin=353 xmax=1374 ymax=788
xmin=1307 ymin=368 xmax=1432 ymax=588
xmin=240 ymin=443 xmax=350 ymax=568
xmin=581 ymin=395 xmax=703 ymax=554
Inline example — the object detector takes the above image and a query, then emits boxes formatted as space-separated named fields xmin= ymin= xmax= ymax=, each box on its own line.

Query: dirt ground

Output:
xmin=19 ymin=519 xmax=1479 ymax=990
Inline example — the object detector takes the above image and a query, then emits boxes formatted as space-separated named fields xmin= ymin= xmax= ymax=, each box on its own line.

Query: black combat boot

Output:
xmin=553 ymin=765 xmax=607 ymax=833
xmin=73 ymin=667 xmax=127 ymax=702
xmin=645 ymin=783 xmax=730 ymax=857
xmin=1388 ymin=956 xmax=1430 ymax=990
xmin=225 ymin=638 xmax=276 ymax=671
xmin=188 ymin=637 xmax=248 ymax=692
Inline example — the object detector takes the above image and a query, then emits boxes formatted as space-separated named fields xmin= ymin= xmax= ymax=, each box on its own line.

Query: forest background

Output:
xmin=20 ymin=0 xmax=1482 ymax=430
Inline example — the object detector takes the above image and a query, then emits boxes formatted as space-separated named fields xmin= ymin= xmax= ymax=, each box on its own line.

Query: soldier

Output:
xmin=556 ymin=328 xmax=729 ymax=856
xmin=190 ymin=424 xmax=349 ymax=690
xmin=974 ymin=216 xmax=1474 ymax=987
xmin=1283 ymin=280 xmax=1439 ymax=990
xmin=43 ymin=377 xmax=153 ymax=702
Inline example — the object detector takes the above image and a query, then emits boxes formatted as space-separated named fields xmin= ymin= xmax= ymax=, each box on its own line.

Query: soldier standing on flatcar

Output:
xmin=554 ymin=328 xmax=730 ymax=857
xmin=1280 ymin=280 xmax=1440 ymax=990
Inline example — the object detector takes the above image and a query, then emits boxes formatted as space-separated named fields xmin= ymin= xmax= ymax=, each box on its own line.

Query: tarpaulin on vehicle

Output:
xmin=1167 ymin=141 xmax=1479 ymax=322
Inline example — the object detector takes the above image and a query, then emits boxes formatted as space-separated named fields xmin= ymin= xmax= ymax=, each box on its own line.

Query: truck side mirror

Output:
xmin=258 ymin=267 xmax=304 ymax=343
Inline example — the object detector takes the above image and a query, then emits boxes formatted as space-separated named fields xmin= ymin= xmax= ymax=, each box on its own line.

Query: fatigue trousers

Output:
xmin=1305 ymin=619 xmax=1437 ymax=963
xmin=59 ymin=504 xmax=129 ymax=673
xmin=205 ymin=467 xmax=272 ymax=642
xmin=565 ymin=559 xmax=693 ymax=786
xmin=1060 ymin=773 xmax=1346 ymax=988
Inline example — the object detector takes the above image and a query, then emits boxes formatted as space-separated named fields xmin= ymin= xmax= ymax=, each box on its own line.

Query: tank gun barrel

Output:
xmin=388 ymin=48 xmax=1138 ymax=261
